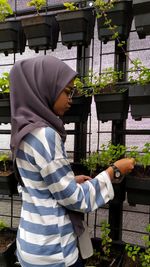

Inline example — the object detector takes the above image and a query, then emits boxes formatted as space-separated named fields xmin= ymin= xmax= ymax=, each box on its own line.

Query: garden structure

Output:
xmin=0 ymin=1 xmax=150 ymax=266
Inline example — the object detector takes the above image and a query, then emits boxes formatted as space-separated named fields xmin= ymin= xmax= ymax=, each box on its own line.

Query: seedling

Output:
xmin=63 ymin=2 xmax=78 ymax=11
xmin=0 ymin=220 xmax=7 ymax=230
xmin=27 ymin=0 xmax=46 ymax=14
xmin=0 ymin=153 xmax=10 ymax=172
xmin=0 ymin=0 xmax=13 ymax=22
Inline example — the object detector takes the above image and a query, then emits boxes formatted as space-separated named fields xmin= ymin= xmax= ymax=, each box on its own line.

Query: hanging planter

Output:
xmin=0 ymin=19 xmax=26 ymax=56
xmin=129 ymin=83 xmax=150 ymax=121
xmin=0 ymin=72 xmax=10 ymax=123
xmin=62 ymin=95 xmax=92 ymax=124
xmin=94 ymin=88 xmax=129 ymax=122
xmin=0 ymin=0 xmax=26 ymax=56
xmin=125 ymin=143 xmax=150 ymax=205
xmin=128 ymin=60 xmax=150 ymax=120
xmin=126 ymin=165 xmax=150 ymax=206
xmin=96 ymin=0 xmax=133 ymax=44
xmin=56 ymin=8 xmax=95 ymax=49
xmin=0 ymin=95 xmax=10 ymax=124
xmin=21 ymin=14 xmax=59 ymax=53
xmin=0 ymin=154 xmax=18 ymax=196
xmin=133 ymin=0 xmax=150 ymax=39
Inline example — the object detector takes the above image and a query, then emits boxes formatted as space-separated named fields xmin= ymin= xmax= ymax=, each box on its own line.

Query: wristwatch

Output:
xmin=110 ymin=164 xmax=121 ymax=180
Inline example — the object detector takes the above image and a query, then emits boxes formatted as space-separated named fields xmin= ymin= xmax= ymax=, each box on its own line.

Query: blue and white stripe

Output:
xmin=16 ymin=126 xmax=114 ymax=267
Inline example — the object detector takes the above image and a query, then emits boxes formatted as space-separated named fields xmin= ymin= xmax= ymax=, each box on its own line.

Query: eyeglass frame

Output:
xmin=65 ymin=87 xmax=76 ymax=99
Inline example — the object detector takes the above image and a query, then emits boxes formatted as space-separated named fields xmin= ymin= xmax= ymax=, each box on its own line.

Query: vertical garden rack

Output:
xmin=0 ymin=0 xmax=150 ymax=253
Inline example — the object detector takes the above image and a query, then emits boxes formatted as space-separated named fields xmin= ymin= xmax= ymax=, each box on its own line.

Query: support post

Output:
xmin=109 ymin=39 xmax=128 ymax=240
xmin=74 ymin=45 xmax=90 ymax=162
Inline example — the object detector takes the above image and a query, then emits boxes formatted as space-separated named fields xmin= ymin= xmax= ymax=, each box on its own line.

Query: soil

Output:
xmin=85 ymin=248 xmax=123 ymax=267
xmin=122 ymin=253 xmax=141 ymax=267
xmin=0 ymin=229 xmax=16 ymax=253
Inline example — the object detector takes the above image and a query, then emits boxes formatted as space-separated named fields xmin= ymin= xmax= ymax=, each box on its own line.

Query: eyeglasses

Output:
xmin=65 ymin=87 xmax=76 ymax=99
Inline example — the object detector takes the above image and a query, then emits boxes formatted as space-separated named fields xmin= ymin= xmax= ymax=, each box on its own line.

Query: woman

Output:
xmin=10 ymin=55 xmax=135 ymax=267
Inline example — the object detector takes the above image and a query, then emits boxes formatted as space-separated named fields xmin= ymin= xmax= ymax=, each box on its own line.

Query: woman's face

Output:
xmin=53 ymin=80 xmax=75 ymax=116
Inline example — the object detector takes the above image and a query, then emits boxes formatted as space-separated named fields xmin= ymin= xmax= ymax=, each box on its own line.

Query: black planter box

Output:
xmin=94 ymin=89 xmax=129 ymax=122
xmin=97 ymin=0 xmax=133 ymax=44
xmin=56 ymin=8 xmax=95 ymax=48
xmin=0 ymin=97 xmax=10 ymax=124
xmin=133 ymin=0 xmax=150 ymax=39
xmin=62 ymin=95 xmax=92 ymax=124
xmin=21 ymin=15 xmax=59 ymax=52
xmin=129 ymin=83 xmax=150 ymax=120
xmin=0 ymin=20 xmax=26 ymax=56
xmin=0 ymin=228 xmax=17 ymax=267
xmin=0 ymin=171 xmax=18 ymax=196
xmin=126 ymin=165 xmax=150 ymax=205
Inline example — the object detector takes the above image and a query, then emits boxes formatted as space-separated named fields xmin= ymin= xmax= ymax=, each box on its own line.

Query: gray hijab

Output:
xmin=10 ymin=55 xmax=77 ymax=159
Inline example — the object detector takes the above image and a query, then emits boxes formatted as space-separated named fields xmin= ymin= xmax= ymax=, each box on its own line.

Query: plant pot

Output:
xmin=133 ymin=0 xmax=150 ymax=39
xmin=94 ymin=89 xmax=129 ymax=122
xmin=56 ymin=8 xmax=95 ymax=48
xmin=126 ymin=165 xmax=150 ymax=205
xmin=129 ymin=83 xmax=150 ymax=120
xmin=0 ymin=171 xmax=18 ymax=196
xmin=0 ymin=20 xmax=26 ymax=56
xmin=0 ymin=228 xmax=17 ymax=267
xmin=85 ymin=238 xmax=125 ymax=267
xmin=0 ymin=160 xmax=18 ymax=195
xmin=0 ymin=94 xmax=10 ymax=124
xmin=21 ymin=15 xmax=59 ymax=53
xmin=97 ymin=0 xmax=133 ymax=44
xmin=62 ymin=95 xmax=92 ymax=124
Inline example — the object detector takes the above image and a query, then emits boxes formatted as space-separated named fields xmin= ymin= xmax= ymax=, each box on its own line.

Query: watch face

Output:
xmin=115 ymin=170 xmax=121 ymax=178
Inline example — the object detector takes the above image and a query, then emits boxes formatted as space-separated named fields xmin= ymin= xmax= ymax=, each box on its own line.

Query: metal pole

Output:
xmin=109 ymin=39 xmax=128 ymax=240
xmin=74 ymin=45 xmax=90 ymax=162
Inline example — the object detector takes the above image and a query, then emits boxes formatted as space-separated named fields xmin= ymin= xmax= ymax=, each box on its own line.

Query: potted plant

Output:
xmin=94 ymin=0 xmax=133 ymax=44
xmin=122 ymin=224 xmax=150 ymax=267
xmin=85 ymin=220 xmax=124 ymax=267
xmin=21 ymin=0 xmax=59 ymax=53
xmin=128 ymin=59 xmax=150 ymax=121
xmin=81 ymin=142 xmax=127 ymax=203
xmin=0 ymin=0 xmax=26 ymax=56
xmin=133 ymin=0 xmax=150 ymax=39
xmin=125 ymin=142 xmax=150 ymax=206
xmin=0 ymin=152 xmax=18 ymax=195
xmin=90 ymin=67 xmax=129 ymax=122
xmin=62 ymin=76 xmax=92 ymax=124
xmin=0 ymin=219 xmax=17 ymax=267
xmin=0 ymin=72 xmax=11 ymax=123
xmin=56 ymin=2 xmax=95 ymax=49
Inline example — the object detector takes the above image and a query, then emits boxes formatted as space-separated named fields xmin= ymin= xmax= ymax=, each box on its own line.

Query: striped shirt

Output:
xmin=16 ymin=127 xmax=114 ymax=267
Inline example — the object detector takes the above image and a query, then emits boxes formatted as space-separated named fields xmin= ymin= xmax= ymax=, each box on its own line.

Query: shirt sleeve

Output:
xmin=39 ymin=128 xmax=114 ymax=213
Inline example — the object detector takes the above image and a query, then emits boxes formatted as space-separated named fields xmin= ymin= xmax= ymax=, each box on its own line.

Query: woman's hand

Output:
xmin=75 ymin=175 xmax=92 ymax=184
xmin=114 ymin=157 xmax=135 ymax=175
xmin=106 ymin=158 xmax=135 ymax=180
